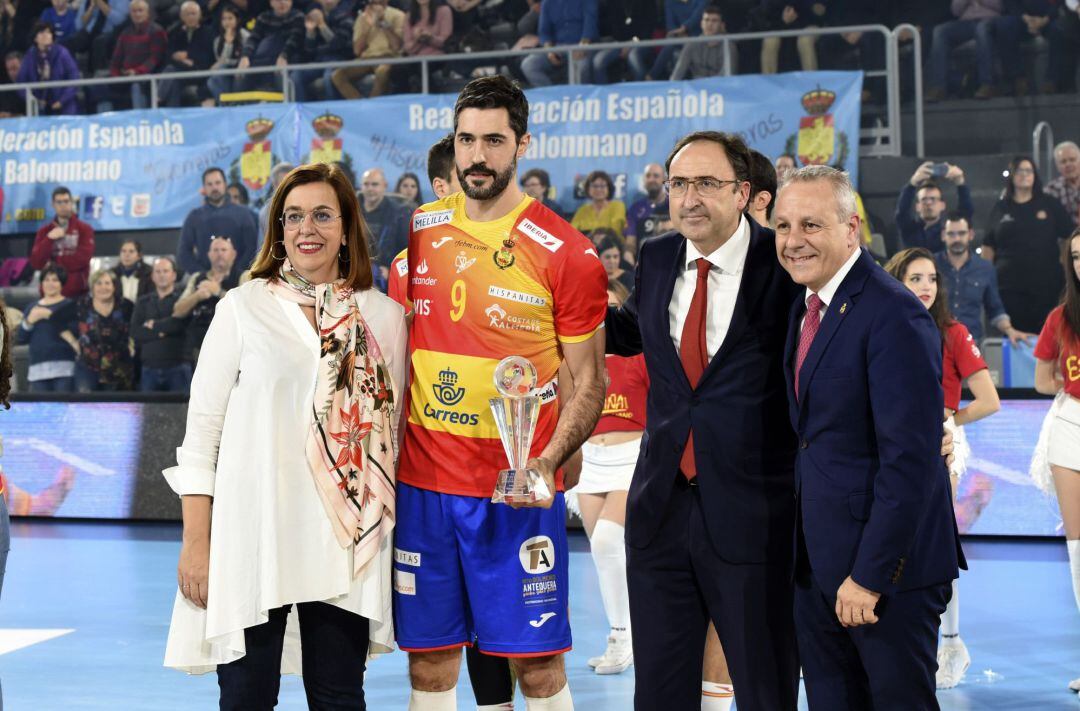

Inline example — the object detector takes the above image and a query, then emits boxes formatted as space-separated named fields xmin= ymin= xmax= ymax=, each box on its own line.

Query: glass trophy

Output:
xmin=490 ymin=356 xmax=550 ymax=505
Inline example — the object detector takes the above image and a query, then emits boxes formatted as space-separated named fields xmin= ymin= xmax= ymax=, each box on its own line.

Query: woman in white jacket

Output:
xmin=163 ymin=163 xmax=407 ymax=710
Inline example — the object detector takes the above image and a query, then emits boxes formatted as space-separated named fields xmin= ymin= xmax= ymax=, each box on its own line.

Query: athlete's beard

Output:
xmin=458 ymin=158 xmax=517 ymax=201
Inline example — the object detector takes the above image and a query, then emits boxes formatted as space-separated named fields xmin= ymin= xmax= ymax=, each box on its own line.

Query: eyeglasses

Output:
xmin=280 ymin=209 xmax=341 ymax=231
xmin=664 ymin=177 xmax=740 ymax=198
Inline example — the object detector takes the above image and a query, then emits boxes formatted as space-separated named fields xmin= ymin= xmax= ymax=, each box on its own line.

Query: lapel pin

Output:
xmin=839 ymin=302 xmax=848 ymax=315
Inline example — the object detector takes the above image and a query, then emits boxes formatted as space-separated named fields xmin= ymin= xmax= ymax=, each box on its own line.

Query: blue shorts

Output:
xmin=393 ymin=482 xmax=572 ymax=656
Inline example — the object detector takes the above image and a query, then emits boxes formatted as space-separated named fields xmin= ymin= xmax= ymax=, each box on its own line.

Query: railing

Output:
xmin=0 ymin=24 xmax=923 ymax=158
xmin=892 ymin=23 xmax=925 ymax=158
xmin=1033 ymin=120 xmax=1055 ymax=179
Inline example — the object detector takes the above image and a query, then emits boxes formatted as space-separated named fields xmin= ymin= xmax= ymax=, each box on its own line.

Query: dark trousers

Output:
xmin=28 ymin=376 xmax=73 ymax=393
xmin=795 ymin=565 xmax=950 ymax=711
xmin=627 ymin=478 xmax=799 ymax=711
xmin=217 ymin=602 xmax=370 ymax=711
xmin=140 ymin=363 xmax=191 ymax=394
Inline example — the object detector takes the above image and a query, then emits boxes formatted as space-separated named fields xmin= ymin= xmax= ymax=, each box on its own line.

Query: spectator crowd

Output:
xmin=1 ymin=0 xmax=1078 ymax=115
xmin=11 ymin=128 xmax=1079 ymax=394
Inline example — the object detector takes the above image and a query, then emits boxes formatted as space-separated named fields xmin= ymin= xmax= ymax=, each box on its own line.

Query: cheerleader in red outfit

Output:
xmin=885 ymin=247 xmax=1000 ymax=691
xmin=1032 ymin=229 xmax=1080 ymax=692
xmin=567 ymin=279 xmax=647 ymax=677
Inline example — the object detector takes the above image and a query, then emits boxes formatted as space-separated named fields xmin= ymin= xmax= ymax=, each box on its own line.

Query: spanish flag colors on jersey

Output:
xmin=400 ymin=191 xmax=608 ymax=497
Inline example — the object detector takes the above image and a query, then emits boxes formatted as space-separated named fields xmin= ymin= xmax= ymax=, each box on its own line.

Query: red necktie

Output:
xmin=794 ymin=294 xmax=824 ymax=399
xmin=679 ymin=258 xmax=711 ymax=479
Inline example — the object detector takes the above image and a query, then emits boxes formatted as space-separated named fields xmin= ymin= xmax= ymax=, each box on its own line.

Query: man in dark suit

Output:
xmin=774 ymin=165 xmax=965 ymax=709
xmin=606 ymin=131 xmax=801 ymax=710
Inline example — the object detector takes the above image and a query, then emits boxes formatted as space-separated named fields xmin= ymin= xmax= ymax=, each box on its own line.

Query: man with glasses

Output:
xmin=177 ymin=167 xmax=258 ymax=276
xmin=894 ymin=161 xmax=973 ymax=251
xmin=606 ymin=130 xmax=801 ymax=710
xmin=30 ymin=186 xmax=94 ymax=298
xmin=934 ymin=211 xmax=1033 ymax=346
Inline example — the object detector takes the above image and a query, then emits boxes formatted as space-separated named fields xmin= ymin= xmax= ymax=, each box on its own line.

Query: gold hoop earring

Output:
xmin=271 ymin=241 xmax=286 ymax=261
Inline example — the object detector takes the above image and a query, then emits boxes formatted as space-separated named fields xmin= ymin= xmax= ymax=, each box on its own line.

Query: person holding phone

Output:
xmin=895 ymin=160 xmax=973 ymax=251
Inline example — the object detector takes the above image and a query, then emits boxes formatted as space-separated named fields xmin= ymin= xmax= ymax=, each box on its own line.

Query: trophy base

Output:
xmin=491 ymin=467 xmax=550 ymax=505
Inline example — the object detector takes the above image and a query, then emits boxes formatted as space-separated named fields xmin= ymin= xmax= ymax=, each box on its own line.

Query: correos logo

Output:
xmin=432 ymin=366 xmax=465 ymax=406
xmin=425 ymin=366 xmax=480 ymax=426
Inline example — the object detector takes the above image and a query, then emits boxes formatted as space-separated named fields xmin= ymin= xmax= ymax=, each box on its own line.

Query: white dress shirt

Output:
xmin=669 ymin=215 xmax=751 ymax=359
xmin=163 ymin=279 xmax=407 ymax=674
xmin=800 ymin=247 xmax=862 ymax=335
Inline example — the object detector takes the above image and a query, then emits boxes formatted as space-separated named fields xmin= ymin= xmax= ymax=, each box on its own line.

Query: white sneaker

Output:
xmin=594 ymin=635 xmax=633 ymax=675
xmin=587 ymin=635 xmax=615 ymax=668
xmin=936 ymin=638 xmax=971 ymax=690
xmin=1068 ymin=676 xmax=1080 ymax=692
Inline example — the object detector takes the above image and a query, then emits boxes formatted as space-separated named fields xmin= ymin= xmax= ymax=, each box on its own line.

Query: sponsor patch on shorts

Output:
xmin=395 ymin=548 xmax=421 ymax=566
xmin=394 ymin=570 xmax=417 ymax=595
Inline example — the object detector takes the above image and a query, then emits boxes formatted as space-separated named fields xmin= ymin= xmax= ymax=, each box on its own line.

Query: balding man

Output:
xmin=159 ymin=1 xmax=214 ymax=106
xmin=626 ymin=162 xmax=668 ymax=250
xmin=106 ymin=0 xmax=167 ymax=109
xmin=359 ymin=168 xmax=408 ymax=280
xmin=775 ymin=165 xmax=964 ymax=710
xmin=1045 ymin=141 xmax=1080 ymax=226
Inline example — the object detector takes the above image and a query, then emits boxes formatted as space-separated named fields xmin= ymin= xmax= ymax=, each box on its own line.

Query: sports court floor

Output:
xmin=1 ymin=521 xmax=1077 ymax=710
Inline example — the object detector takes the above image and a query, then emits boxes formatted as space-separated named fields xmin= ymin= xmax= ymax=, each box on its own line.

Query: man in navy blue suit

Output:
xmin=774 ymin=165 xmax=965 ymax=709
xmin=606 ymin=131 xmax=801 ymax=710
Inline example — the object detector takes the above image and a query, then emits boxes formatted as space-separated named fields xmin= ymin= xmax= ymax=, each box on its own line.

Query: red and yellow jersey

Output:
xmin=400 ymin=191 xmax=608 ymax=497
xmin=594 ymin=354 xmax=649 ymax=435
xmin=388 ymin=247 xmax=409 ymax=308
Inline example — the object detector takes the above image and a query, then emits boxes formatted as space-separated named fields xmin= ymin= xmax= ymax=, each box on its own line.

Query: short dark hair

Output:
xmin=521 ymin=168 xmax=551 ymax=190
xmin=31 ymin=21 xmax=54 ymax=40
xmin=202 ymin=167 xmax=226 ymax=184
xmin=227 ymin=181 xmax=250 ymax=205
xmin=51 ymin=186 xmax=72 ymax=201
xmin=427 ymin=134 xmax=455 ymax=186
xmin=40 ymin=263 xmax=68 ymax=286
xmin=120 ymin=239 xmax=143 ymax=255
xmin=915 ymin=179 xmax=943 ymax=196
xmin=703 ymin=4 xmax=723 ymax=16
xmin=584 ymin=170 xmax=615 ymax=200
xmin=943 ymin=210 xmax=970 ymax=229
xmin=747 ymin=149 xmax=777 ymax=220
xmin=665 ymin=131 xmax=751 ymax=185
xmin=594 ymin=230 xmax=626 ymax=256
xmin=454 ymin=75 xmax=529 ymax=143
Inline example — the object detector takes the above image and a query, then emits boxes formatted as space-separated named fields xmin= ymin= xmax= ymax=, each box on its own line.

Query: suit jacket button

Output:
xmin=800 ymin=439 xmax=809 ymax=449
xmin=674 ymin=443 xmax=683 ymax=453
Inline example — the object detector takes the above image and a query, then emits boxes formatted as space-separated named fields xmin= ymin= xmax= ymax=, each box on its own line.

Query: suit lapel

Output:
xmin=658 ymin=237 xmax=692 ymax=391
xmin=700 ymin=226 xmax=771 ymax=384
xmin=795 ymin=249 xmax=874 ymax=404
xmin=784 ymin=294 xmax=803 ymax=424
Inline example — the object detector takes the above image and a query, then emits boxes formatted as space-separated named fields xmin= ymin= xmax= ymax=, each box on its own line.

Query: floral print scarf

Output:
xmin=268 ymin=260 xmax=397 ymax=577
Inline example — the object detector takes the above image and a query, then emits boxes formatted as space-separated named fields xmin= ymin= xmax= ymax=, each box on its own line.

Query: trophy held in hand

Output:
xmin=490 ymin=356 xmax=550 ymax=505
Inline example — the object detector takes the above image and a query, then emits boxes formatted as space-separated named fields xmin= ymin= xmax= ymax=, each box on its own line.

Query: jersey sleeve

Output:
xmin=405 ymin=209 xmax=419 ymax=305
xmin=949 ymin=323 xmax=987 ymax=380
xmin=1034 ymin=307 xmax=1062 ymax=361
xmin=552 ymin=238 xmax=608 ymax=343
xmin=387 ymin=248 xmax=409 ymax=308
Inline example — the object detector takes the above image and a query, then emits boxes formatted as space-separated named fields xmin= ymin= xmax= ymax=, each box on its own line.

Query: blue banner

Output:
xmin=0 ymin=71 xmax=861 ymax=234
